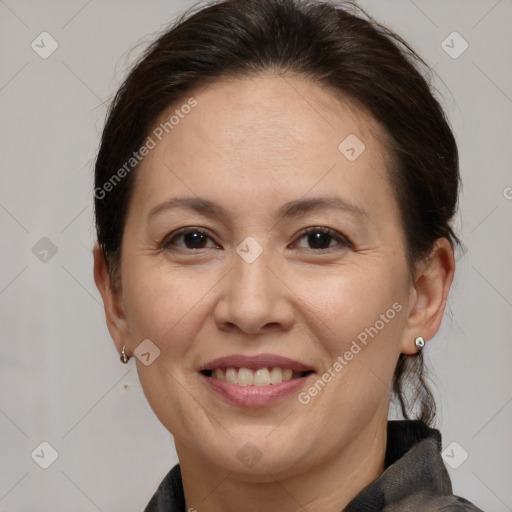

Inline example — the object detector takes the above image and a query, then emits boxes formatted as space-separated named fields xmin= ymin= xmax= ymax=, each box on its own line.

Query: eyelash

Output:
xmin=160 ymin=226 xmax=353 ymax=253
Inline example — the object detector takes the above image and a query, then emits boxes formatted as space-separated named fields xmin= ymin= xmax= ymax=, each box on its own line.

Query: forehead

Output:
xmin=131 ymin=73 xmax=395 ymax=220
xmin=160 ymin=74 xmax=385 ymax=157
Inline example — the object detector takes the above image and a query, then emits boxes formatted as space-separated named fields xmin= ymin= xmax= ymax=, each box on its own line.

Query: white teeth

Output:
xmin=253 ymin=368 xmax=270 ymax=386
xmin=225 ymin=367 xmax=237 ymax=384
xmin=210 ymin=366 xmax=304 ymax=386
xmin=237 ymin=368 xmax=253 ymax=386
xmin=269 ymin=367 xmax=283 ymax=385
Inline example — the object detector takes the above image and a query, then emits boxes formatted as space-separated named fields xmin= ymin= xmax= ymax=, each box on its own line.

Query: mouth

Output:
xmin=199 ymin=354 xmax=315 ymax=407
xmin=200 ymin=367 xmax=313 ymax=386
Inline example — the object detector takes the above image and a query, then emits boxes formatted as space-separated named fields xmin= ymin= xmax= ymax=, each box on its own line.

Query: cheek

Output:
xmin=123 ymin=256 xmax=234 ymax=375
xmin=296 ymin=262 xmax=410 ymax=417
xmin=296 ymin=268 xmax=408 ymax=426
xmin=121 ymin=261 xmax=220 ymax=357
xmin=298 ymin=262 xmax=408 ymax=349
xmin=120 ymin=268 xmax=210 ymax=423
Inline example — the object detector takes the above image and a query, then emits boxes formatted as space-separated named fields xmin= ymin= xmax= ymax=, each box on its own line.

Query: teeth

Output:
xmin=225 ymin=367 xmax=237 ymax=384
xmin=238 ymin=368 xmax=253 ymax=386
xmin=210 ymin=367 xmax=304 ymax=386
xmin=269 ymin=367 xmax=283 ymax=385
xmin=253 ymin=368 xmax=270 ymax=386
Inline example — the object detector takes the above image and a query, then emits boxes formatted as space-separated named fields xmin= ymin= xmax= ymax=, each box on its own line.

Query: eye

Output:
xmin=160 ymin=226 xmax=352 ymax=253
xmin=292 ymin=226 xmax=353 ymax=251
xmin=161 ymin=227 xmax=219 ymax=251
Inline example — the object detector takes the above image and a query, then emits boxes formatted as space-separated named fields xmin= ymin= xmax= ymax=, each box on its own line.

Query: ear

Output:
xmin=400 ymin=238 xmax=455 ymax=355
xmin=93 ymin=243 xmax=131 ymax=357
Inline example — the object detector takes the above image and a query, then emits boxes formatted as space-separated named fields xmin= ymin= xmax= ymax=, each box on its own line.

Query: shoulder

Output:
xmin=446 ymin=496 xmax=486 ymax=511
xmin=381 ymin=493 xmax=485 ymax=511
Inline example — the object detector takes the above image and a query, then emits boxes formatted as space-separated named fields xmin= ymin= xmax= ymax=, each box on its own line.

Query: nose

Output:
xmin=213 ymin=247 xmax=295 ymax=335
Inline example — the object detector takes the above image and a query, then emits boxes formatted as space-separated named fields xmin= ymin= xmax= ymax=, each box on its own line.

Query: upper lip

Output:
xmin=199 ymin=353 xmax=314 ymax=373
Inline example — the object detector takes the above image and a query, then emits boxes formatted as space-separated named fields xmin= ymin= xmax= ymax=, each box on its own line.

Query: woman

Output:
xmin=93 ymin=0 xmax=483 ymax=510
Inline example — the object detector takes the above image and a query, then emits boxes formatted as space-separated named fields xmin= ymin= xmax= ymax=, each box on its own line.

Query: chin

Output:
xmin=195 ymin=429 xmax=315 ymax=480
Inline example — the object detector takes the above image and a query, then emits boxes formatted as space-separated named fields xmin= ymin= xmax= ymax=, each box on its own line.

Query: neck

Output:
xmin=177 ymin=415 xmax=387 ymax=512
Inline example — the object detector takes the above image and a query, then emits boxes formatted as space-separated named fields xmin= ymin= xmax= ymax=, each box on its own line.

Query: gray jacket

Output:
xmin=144 ymin=420 xmax=484 ymax=511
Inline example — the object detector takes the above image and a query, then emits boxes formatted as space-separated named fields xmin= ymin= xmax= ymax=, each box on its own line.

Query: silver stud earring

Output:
xmin=414 ymin=336 xmax=425 ymax=351
xmin=120 ymin=345 xmax=130 ymax=363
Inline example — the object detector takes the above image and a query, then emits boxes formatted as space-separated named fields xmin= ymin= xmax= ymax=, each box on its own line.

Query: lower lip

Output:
xmin=201 ymin=373 xmax=313 ymax=408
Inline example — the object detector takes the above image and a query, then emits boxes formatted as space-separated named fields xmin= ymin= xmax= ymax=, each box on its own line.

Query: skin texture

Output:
xmin=94 ymin=73 xmax=455 ymax=511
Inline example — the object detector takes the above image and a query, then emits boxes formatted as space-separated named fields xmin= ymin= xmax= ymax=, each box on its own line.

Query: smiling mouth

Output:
xmin=201 ymin=367 xmax=314 ymax=386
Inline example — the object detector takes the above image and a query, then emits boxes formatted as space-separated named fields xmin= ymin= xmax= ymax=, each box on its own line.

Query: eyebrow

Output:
xmin=147 ymin=195 xmax=367 ymax=222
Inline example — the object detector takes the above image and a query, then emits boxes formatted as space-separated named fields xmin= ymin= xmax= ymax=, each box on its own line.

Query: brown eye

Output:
xmin=163 ymin=228 xmax=219 ymax=251
xmin=294 ymin=227 xmax=352 ymax=251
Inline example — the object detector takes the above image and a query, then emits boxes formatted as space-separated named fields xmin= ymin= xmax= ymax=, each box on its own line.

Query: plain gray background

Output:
xmin=1 ymin=0 xmax=511 ymax=510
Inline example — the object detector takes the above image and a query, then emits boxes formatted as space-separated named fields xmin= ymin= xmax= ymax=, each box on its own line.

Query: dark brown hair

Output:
xmin=94 ymin=0 xmax=460 ymax=426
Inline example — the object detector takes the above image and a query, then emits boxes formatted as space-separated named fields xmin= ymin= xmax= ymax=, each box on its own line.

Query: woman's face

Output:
xmin=110 ymin=74 xmax=421 ymax=477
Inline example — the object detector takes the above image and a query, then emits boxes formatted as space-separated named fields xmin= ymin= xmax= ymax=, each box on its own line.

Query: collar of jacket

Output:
xmin=344 ymin=420 xmax=482 ymax=510
xmin=144 ymin=420 xmax=483 ymax=511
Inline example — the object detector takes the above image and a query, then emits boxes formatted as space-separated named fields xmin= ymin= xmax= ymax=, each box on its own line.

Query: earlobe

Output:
xmin=400 ymin=238 xmax=455 ymax=355
xmin=93 ymin=243 xmax=131 ymax=355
